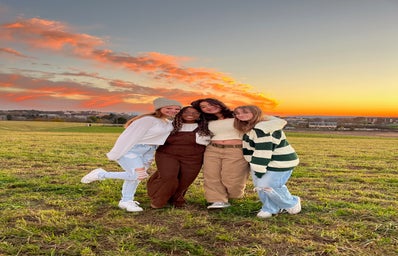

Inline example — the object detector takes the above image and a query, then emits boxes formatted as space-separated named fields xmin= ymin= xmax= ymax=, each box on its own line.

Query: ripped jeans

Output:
xmin=251 ymin=169 xmax=299 ymax=214
xmin=102 ymin=144 xmax=157 ymax=202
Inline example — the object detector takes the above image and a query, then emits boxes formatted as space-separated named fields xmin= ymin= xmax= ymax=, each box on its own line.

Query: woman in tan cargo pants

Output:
xmin=191 ymin=98 xmax=250 ymax=209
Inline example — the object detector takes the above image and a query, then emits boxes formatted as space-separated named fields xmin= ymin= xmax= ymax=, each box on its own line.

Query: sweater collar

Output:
xmin=254 ymin=117 xmax=286 ymax=133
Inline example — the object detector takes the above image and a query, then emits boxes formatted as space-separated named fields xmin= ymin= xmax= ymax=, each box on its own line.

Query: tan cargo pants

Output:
xmin=203 ymin=144 xmax=250 ymax=203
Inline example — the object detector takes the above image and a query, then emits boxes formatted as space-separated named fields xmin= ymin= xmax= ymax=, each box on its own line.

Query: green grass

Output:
xmin=0 ymin=120 xmax=123 ymax=133
xmin=1 ymin=121 xmax=397 ymax=255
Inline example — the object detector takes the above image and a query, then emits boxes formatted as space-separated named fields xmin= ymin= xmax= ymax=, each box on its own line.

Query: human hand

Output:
xmin=136 ymin=170 xmax=149 ymax=180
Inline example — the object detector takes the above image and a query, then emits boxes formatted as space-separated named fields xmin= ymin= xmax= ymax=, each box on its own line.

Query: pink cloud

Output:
xmin=0 ymin=47 xmax=31 ymax=58
xmin=0 ymin=17 xmax=277 ymax=111
xmin=1 ymin=18 xmax=104 ymax=54
xmin=0 ymin=72 xmax=205 ymax=111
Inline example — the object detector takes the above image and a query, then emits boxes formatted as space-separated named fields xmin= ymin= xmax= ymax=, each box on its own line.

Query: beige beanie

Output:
xmin=153 ymin=97 xmax=182 ymax=110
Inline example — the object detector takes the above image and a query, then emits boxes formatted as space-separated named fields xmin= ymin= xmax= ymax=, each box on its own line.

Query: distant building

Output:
xmin=308 ymin=121 xmax=337 ymax=129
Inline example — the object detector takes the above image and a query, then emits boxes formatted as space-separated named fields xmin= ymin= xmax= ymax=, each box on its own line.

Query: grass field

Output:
xmin=1 ymin=121 xmax=397 ymax=255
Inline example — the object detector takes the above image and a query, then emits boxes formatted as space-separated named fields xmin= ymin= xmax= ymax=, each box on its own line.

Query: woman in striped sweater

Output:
xmin=233 ymin=105 xmax=301 ymax=218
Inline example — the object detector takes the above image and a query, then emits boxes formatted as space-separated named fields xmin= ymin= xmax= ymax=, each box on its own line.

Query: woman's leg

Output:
xmin=147 ymin=151 xmax=180 ymax=207
xmin=202 ymin=146 xmax=225 ymax=203
xmin=103 ymin=144 xmax=155 ymax=202
xmin=221 ymin=148 xmax=250 ymax=199
xmin=171 ymin=156 xmax=202 ymax=206
xmin=253 ymin=170 xmax=299 ymax=214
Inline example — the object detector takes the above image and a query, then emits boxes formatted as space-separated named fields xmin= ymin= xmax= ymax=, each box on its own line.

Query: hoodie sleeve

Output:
xmin=106 ymin=117 xmax=155 ymax=161
xmin=247 ymin=129 xmax=274 ymax=174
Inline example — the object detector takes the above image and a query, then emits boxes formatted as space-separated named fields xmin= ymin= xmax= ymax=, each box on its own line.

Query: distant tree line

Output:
xmin=0 ymin=110 xmax=135 ymax=124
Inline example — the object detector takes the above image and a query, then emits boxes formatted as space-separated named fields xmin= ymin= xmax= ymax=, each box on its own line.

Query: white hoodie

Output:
xmin=106 ymin=116 xmax=173 ymax=161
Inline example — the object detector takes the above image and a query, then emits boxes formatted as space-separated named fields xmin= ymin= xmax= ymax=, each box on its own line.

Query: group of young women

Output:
xmin=81 ymin=97 xmax=301 ymax=218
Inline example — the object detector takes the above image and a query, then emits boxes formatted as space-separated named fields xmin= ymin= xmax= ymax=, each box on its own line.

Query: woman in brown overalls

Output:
xmin=147 ymin=106 xmax=211 ymax=208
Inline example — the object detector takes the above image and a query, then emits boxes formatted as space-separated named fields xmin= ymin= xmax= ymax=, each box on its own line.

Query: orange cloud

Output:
xmin=1 ymin=18 xmax=104 ymax=53
xmin=0 ymin=72 xmax=205 ymax=111
xmin=0 ymin=47 xmax=31 ymax=58
xmin=1 ymin=17 xmax=277 ymax=112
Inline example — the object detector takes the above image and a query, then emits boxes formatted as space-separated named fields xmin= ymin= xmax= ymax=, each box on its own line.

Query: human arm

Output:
xmin=249 ymin=130 xmax=273 ymax=178
xmin=106 ymin=117 xmax=156 ymax=161
xmin=196 ymin=133 xmax=211 ymax=145
xmin=246 ymin=129 xmax=285 ymax=178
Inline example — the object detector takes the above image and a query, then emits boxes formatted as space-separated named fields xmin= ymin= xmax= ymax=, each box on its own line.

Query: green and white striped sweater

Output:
xmin=242 ymin=121 xmax=299 ymax=176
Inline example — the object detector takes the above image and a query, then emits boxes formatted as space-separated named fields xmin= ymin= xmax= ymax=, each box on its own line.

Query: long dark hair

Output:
xmin=190 ymin=98 xmax=234 ymax=121
xmin=171 ymin=106 xmax=211 ymax=136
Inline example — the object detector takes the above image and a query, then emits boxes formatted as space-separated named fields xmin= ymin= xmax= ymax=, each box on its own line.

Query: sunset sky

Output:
xmin=1 ymin=1 xmax=397 ymax=117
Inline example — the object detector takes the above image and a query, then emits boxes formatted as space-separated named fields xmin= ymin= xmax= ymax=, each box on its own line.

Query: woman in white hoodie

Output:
xmin=81 ymin=97 xmax=182 ymax=212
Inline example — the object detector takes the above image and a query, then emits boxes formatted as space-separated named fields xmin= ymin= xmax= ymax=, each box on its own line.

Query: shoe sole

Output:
xmin=81 ymin=178 xmax=97 ymax=183
xmin=80 ymin=169 xmax=104 ymax=183
xmin=80 ymin=178 xmax=97 ymax=183
xmin=119 ymin=203 xmax=143 ymax=212
xmin=287 ymin=197 xmax=301 ymax=214
xmin=257 ymin=215 xmax=272 ymax=219
xmin=207 ymin=205 xmax=231 ymax=209
xmin=125 ymin=208 xmax=143 ymax=212
xmin=119 ymin=205 xmax=143 ymax=212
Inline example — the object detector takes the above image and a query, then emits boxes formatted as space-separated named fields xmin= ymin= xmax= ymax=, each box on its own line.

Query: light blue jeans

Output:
xmin=102 ymin=144 xmax=157 ymax=202
xmin=251 ymin=169 xmax=299 ymax=214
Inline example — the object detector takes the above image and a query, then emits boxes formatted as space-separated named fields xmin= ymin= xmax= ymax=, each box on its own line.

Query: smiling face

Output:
xmin=234 ymin=107 xmax=254 ymax=121
xmin=181 ymin=107 xmax=200 ymax=123
xmin=198 ymin=101 xmax=221 ymax=114
xmin=159 ymin=105 xmax=181 ymax=118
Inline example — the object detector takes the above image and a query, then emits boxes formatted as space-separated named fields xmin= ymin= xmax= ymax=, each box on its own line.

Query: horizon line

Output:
xmin=1 ymin=108 xmax=398 ymax=119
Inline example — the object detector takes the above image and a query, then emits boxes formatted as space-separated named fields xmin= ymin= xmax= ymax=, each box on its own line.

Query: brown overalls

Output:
xmin=147 ymin=128 xmax=206 ymax=208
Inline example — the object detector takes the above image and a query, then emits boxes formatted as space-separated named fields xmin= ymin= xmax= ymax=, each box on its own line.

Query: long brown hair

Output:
xmin=233 ymin=105 xmax=265 ymax=133
xmin=124 ymin=109 xmax=164 ymax=128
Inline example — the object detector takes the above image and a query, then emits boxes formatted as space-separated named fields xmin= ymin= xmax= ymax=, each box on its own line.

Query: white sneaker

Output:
xmin=286 ymin=197 xmax=301 ymax=214
xmin=81 ymin=168 xmax=106 ymax=183
xmin=257 ymin=211 xmax=272 ymax=218
xmin=207 ymin=202 xmax=231 ymax=209
xmin=118 ymin=201 xmax=143 ymax=212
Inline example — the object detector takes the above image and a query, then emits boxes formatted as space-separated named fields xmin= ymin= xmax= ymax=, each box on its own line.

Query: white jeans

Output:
xmin=251 ymin=169 xmax=299 ymax=214
xmin=102 ymin=144 xmax=157 ymax=202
